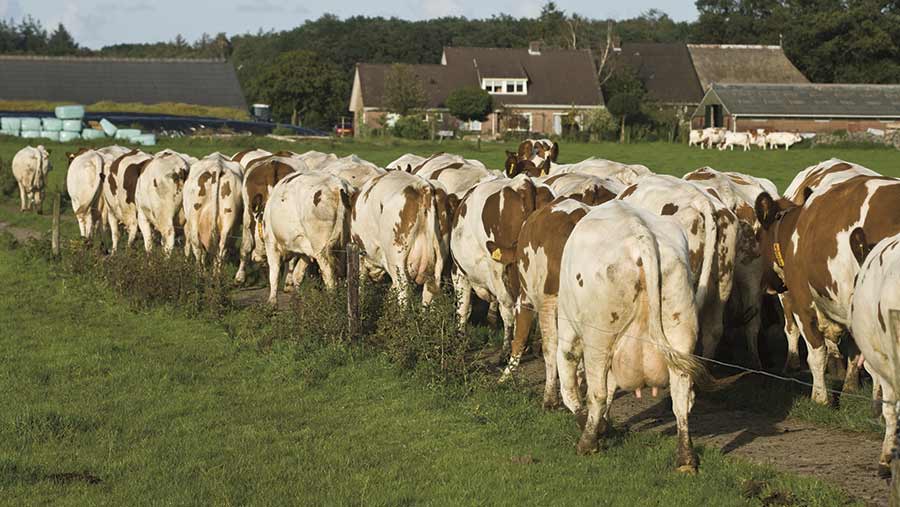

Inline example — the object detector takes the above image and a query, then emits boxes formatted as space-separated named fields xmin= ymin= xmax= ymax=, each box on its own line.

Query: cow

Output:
xmin=297 ymin=150 xmax=338 ymax=170
xmin=451 ymin=175 xmax=555 ymax=351
xmin=234 ymin=155 xmax=311 ymax=284
xmin=262 ymin=172 xmax=354 ymax=304
xmin=134 ymin=152 xmax=190 ymax=254
xmin=684 ymin=167 xmax=779 ymax=368
xmin=416 ymin=159 xmax=497 ymax=196
xmin=350 ymin=171 xmax=452 ymax=305
xmin=548 ymin=158 xmax=652 ymax=186
xmin=540 ymin=172 xmax=624 ymax=205
xmin=65 ymin=148 xmax=106 ymax=240
xmin=556 ymin=200 xmax=705 ymax=472
xmin=182 ymin=154 xmax=243 ymax=267
xmin=720 ymin=131 xmax=752 ymax=151
xmin=411 ymin=152 xmax=488 ymax=175
xmin=11 ymin=145 xmax=51 ymax=213
xmin=755 ymin=175 xmax=900 ymax=405
xmin=386 ymin=153 xmax=426 ymax=171
xmin=766 ymin=132 xmax=803 ymax=150
xmin=318 ymin=155 xmax=384 ymax=190
xmin=504 ymin=151 xmax=552 ymax=178
xmin=103 ymin=149 xmax=154 ymax=252
xmin=231 ymin=148 xmax=272 ymax=171
xmin=689 ymin=130 xmax=704 ymax=148
xmin=751 ymin=130 xmax=768 ymax=150
xmin=618 ymin=174 xmax=738 ymax=362
xmin=517 ymin=138 xmax=559 ymax=163
xmin=701 ymin=127 xmax=726 ymax=149
xmin=848 ymin=230 xmax=900 ymax=477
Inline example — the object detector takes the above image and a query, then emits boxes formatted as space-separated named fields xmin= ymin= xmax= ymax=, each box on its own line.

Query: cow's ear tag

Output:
xmin=491 ymin=248 xmax=502 ymax=261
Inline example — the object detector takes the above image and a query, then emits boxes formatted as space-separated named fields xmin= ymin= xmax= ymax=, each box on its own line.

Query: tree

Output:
xmin=446 ymin=87 xmax=492 ymax=125
xmin=251 ymin=50 xmax=347 ymax=129
xmin=604 ymin=67 xmax=646 ymax=142
xmin=47 ymin=23 xmax=78 ymax=55
xmin=606 ymin=94 xmax=642 ymax=143
xmin=383 ymin=64 xmax=426 ymax=116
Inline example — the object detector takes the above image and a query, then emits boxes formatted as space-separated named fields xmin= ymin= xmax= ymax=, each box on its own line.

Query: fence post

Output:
xmin=51 ymin=192 xmax=61 ymax=258
xmin=346 ymin=243 xmax=360 ymax=340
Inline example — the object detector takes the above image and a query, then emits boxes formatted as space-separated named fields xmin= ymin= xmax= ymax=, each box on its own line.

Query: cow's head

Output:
xmin=504 ymin=151 xmax=518 ymax=177
xmin=754 ymin=192 xmax=799 ymax=294
xmin=505 ymin=157 xmax=551 ymax=178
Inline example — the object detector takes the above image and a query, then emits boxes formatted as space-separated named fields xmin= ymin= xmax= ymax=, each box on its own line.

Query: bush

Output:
xmin=392 ymin=115 xmax=429 ymax=140
xmin=0 ymin=157 xmax=18 ymax=197
xmin=271 ymin=126 xmax=296 ymax=136
xmin=583 ymin=108 xmax=617 ymax=141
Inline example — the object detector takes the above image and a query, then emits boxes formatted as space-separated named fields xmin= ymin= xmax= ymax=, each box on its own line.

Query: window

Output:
xmin=507 ymin=113 xmax=532 ymax=132
xmin=482 ymin=78 xmax=527 ymax=95
xmin=463 ymin=120 xmax=482 ymax=132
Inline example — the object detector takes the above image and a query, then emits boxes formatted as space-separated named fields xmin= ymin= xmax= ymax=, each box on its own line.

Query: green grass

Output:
xmin=0 ymin=245 xmax=860 ymax=505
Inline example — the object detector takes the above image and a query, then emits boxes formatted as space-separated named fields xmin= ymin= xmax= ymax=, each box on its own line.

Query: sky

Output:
xmin=0 ymin=0 xmax=699 ymax=49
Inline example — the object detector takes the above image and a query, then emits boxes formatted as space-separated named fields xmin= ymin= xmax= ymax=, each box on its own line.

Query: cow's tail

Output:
xmin=634 ymin=218 xmax=746 ymax=392
xmin=694 ymin=199 xmax=717 ymax=312
xmin=212 ymin=163 xmax=223 ymax=253
xmin=407 ymin=184 xmax=436 ymax=286
xmin=30 ymin=149 xmax=45 ymax=191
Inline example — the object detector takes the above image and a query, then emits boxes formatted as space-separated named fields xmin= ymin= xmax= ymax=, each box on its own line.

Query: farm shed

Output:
xmin=0 ymin=55 xmax=247 ymax=111
xmin=691 ymin=82 xmax=900 ymax=133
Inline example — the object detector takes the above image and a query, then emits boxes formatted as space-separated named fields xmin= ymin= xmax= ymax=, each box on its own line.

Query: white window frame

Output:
xmin=482 ymin=78 xmax=527 ymax=95
xmin=508 ymin=112 xmax=532 ymax=132
xmin=463 ymin=120 xmax=482 ymax=132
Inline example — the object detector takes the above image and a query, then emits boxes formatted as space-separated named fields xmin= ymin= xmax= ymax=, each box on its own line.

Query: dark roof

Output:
xmin=686 ymin=45 xmax=809 ymax=90
xmin=617 ymin=43 xmax=703 ymax=104
xmin=0 ymin=55 xmax=247 ymax=110
xmin=698 ymin=83 xmax=900 ymax=117
xmin=353 ymin=46 xmax=603 ymax=110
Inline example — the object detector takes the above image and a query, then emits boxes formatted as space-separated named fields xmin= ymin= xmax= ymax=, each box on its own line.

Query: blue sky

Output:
xmin=1 ymin=0 xmax=699 ymax=49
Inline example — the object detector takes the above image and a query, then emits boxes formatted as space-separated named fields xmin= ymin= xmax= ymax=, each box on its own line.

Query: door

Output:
xmin=553 ymin=114 xmax=563 ymax=135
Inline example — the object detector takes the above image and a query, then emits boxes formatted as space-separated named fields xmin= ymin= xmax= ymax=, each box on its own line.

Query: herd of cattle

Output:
xmin=8 ymin=138 xmax=900 ymax=479
xmin=689 ymin=127 xmax=805 ymax=151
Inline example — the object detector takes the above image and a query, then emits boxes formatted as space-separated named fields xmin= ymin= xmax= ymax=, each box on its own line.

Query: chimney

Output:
xmin=528 ymin=41 xmax=542 ymax=56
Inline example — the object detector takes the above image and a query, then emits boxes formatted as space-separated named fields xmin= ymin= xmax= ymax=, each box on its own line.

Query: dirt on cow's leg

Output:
xmin=877 ymin=381 xmax=896 ymax=479
xmin=575 ymin=326 xmax=613 ymax=456
xmin=539 ymin=296 xmax=561 ymax=410
xmin=501 ymin=302 xmax=535 ymax=382
xmin=807 ymin=341 xmax=831 ymax=405
xmin=670 ymin=370 xmax=698 ymax=473
xmin=872 ymin=380 xmax=884 ymax=419
xmin=843 ymin=354 xmax=861 ymax=393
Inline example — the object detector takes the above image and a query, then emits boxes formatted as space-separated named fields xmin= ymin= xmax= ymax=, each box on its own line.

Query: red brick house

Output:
xmin=349 ymin=44 xmax=604 ymax=137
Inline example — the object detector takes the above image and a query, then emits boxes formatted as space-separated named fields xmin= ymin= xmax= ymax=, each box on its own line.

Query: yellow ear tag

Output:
xmin=773 ymin=242 xmax=785 ymax=268
xmin=257 ymin=220 xmax=264 ymax=238
xmin=491 ymin=248 xmax=503 ymax=261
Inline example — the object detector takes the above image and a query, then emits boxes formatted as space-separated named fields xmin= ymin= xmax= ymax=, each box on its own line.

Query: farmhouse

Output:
xmin=0 ymin=55 xmax=247 ymax=111
xmin=349 ymin=44 xmax=603 ymax=137
xmin=691 ymin=82 xmax=900 ymax=133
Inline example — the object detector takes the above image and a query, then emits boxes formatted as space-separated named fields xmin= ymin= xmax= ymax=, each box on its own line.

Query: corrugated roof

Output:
xmin=617 ymin=43 xmax=703 ymax=104
xmin=686 ymin=45 xmax=809 ymax=90
xmin=0 ymin=55 xmax=247 ymax=110
xmin=701 ymin=83 xmax=900 ymax=117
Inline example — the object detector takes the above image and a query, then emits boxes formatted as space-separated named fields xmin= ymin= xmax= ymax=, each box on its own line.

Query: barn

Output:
xmin=0 ymin=55 xmax=247 ymax=111
xmin=691 ymin=82 xmax=900 ymax=133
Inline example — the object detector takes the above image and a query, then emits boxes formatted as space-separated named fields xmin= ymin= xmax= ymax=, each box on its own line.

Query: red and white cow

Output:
xmin=689 ymin=130 xmax=704 ymax=148
xmin=701 ymin=127 xmax=726 ymax=149
xmin=351 ymin=171 xmax=452 ymax=305
xmin=517 ymin=138 xmax=559 ymax=163
xmin=451 ymin=175 xmax=555 ymax=350
xmin=103 ymin=150 xmax=154 ymax=252
xmin=720 ymin=131 xmax=752 ymax=151
xmin=556 ymin=200 xmax=704 ymax=472
xmin=11 ymin=145 xmax=51 ymax=213
xmin=549 ymin=158 xmax=652 ymax=186
xmin=231 ymin=148 xmax=272 ymax=171
xmin=66 ymin=148 xmax=106 ymax=240
xmin=263 ymin=172 xmax=354 ymax=304
xmin=539 ymin=172 xmax=624 ymax=205
xmin=135 ymin=152 xmax=191 ymax=254
xmin=183 ymin=154 xmax=243 ymax=267
xmin=416 ymin=158 xmax=496 ymax=196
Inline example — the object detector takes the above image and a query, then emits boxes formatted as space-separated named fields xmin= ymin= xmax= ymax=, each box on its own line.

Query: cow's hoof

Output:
xmin=878 ymin=462 xmax=892 ymax=479
xmin=575 ymin=410 xmax=588 ymax=430
xmin=542 ymin=397 xmax=561 ymax=411
xmin=676 ymin=464 xmax=698 ymax=475
xmin=872 ymin=400 xmax=884 ymax=419
xmin=36 ymin=209 xmax=43 ymax=216
xmin=575 ymin=437 xmax=599 ymax=456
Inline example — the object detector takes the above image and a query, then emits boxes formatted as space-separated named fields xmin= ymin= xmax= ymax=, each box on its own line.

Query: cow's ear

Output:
xmin=405 ymin=164 xmax=412 ymax=173
xmin=850 ymin=227 xmax=872 ymax=266
xmin=801 ymin=187 xmax=813 ymax=204
xmin=754 ymin=192 xmax=777 ymax=229
xmin=539 ymin=157 xmax=551 ymax=176
xmin=339 ymin=188 xmax=353 ymax=210
xmin=506 ymin=159 xmax=518 ymax=178
xmin=550 ymin=142 xmax=559 ymax=162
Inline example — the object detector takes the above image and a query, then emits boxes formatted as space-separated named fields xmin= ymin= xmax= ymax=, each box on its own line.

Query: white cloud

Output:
xmin=0 ymin=0 xmax=23 ymax=19
xmin=420 ymin=0 xmax=461 ymax=18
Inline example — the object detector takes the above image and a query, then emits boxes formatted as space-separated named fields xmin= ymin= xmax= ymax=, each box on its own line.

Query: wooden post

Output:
xmin=346 ymin=243 xmax=360 ymax=340
xmin=51 ymin=192 xmax=61 ymax=257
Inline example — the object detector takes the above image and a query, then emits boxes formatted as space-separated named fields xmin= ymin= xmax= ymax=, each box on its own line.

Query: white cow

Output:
xmin=549 ymin=158 xmax=652 ymax=186
xmin=386 ymin=153 xmax=426 ymax=172
xmin=183 ymin=154 xmax=243 ymax=267
xmin=701 ymin=127 xmax=726 ymax=149
xmin=318 ymin=155 xmax=384 ymax=190
xmin=11 ymin=145 xmax=51 ymax=213
xmin=135 ymin=152 xmax=191 ymax=254
xmin=688 ymin=129 xmax=704 ymax=148
xmin=297 ymin=150 xmax=338 ymax=170
xmin=416 ymin=159 xmax=496 ymax=196
xmin=262 ymin=172 xmax=354 ymax=304
xmin=539 ymin=172 xmax=624 ymax=205
xmin=103 ymin=149 xmax=154 ymax=252
xmin=720 ymin=131 xmax=752 ymax=151
xmin=556 ymin=200 xmax=704 ymax=472
xmin=65 ymin=148 xmax=106 ymax=239
xmin=766 ymin=132 xmax=803 ymax=150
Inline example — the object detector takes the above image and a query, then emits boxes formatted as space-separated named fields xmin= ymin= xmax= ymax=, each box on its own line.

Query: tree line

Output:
xmin=0 ymin=0 xmax=897 ymax=129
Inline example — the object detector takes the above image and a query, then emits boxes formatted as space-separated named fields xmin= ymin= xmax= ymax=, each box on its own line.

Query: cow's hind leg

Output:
xmin=670 ymin=366 xmax=698 ymax=473
xmin=18 ymin=182 xmax=27 ymax=211
xmin=137 ymin=212 xmax=154 ymax=252
xmin=501 ymin=300 xmax=535 ymax=382
xmin=539 ymin=296 xmax=561 ymax=409
xmin=453 ymin=270 xmax=473 ymax=331
xmin=574 ymin=326 xmax=614 ymax=455
xmin=108 ymin=211 xmax=121 ymax=254
xmin=265 ymin=243 xmax=282 ymax=306
xmin=317 ymin=253 xmax=338 ymax=289
xmin=557 ymin=315 xmax=584 ymax=415
xmin=498 ymin=302 xmax=515 ymax=355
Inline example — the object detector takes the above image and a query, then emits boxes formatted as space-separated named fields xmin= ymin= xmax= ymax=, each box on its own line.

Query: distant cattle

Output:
xmin=517 ymin=138 xmax=559 ymax=163
xmin=65 ymin=148 xmax=106 ymax=240
xmin=689 ymin=130 xmax=704 ymax=148
xmin=701 ymin=127 xmax=726 ymax=149
xmin=11 ymin=145 xmax=51 ymax=213
xmin=720 ymin=131 xmax=753 ymax=151
xmin=103 ymin=149 xmax=154 ymax=251
xmin=135 ymin=152 xmax=191 ymax=253
xmin=297 ymin=150 xmax=339 ymax=170
xmin=182 ymin=154 xmax=243 ymax=267
xmin=765 ymin=132 xmax=803 ymax=150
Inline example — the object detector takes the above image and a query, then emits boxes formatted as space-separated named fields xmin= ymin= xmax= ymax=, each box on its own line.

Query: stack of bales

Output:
xmin=0 ymin=105 xmax=155 ymax=145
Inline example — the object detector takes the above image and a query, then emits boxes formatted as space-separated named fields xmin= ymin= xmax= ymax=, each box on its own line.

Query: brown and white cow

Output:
xmin=66 ymin=148 xmax=106 ymax=240
xmin=549 ymin=158 xmax=652 ymax=186
xmin=755 ymin=174 xmax=900 ymax=404
xmin=517 ymin=138 xmax=559 ymax=163
xmin=684 ymin=167 xmax=779 ymax=367
xmin=556 ymin=200 xmax=704 ymax=471
xmin=262 ymin=172 xmax=354 ymax=304
xmin=318 ymin=154 xmax=384 ymax=190
xmin=618 ymin=174 xmax=738 ymax=361
xmin=416 ymin=158 xmax=497 ymax=196
xmin=183 ymin=154 xmax=243 ymax=267
xmin=720 ymin=131 xmax=753 ymax=151
xmin=231 ymin=148 xmax=272 ymax=171
xmin=386 ymin=153 xmax=426 ymax=171
xmin=135 ymin=152 xmax=191 ymax=254
xmin=103 ymin=149 xmax=154 ymax=252
xmin=351 ymin=171 xmax=452 ymax=305
xmin=11 ymin=145 xmax=51 ymax=213
xmin=234 ymin=155 xmax=311 ymax=284
xmin=451 ymin=175 xmax=555 ymax=350
xmin=539 ymin=172 xmax=624 ymax=205
xmin=297 ymin=150 xmax=338 ymax=170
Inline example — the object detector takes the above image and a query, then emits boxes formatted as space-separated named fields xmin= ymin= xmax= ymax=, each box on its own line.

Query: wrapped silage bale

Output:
xmin=81 ymin=129 xmax=106 ymax=140
xmin=0 ymin=129 xmax=19 ymax=137
xmin=21 ymin=131 xmax=41 ymax=139
xmin=100 ymin=119 xmax=117 ymax=137
xmin=115 ymin=129 xmax=142 ymax=141
xmin=40 ymin=131 xmax=60 ymax=141
xmin=133 ymin=133 xmax=156 ymax=146
xmin=55 ymin=105 xmax=85 ymax=119
xmin=1 ymin=117 xmax=21 ymax=131
xmin=42 ymin=118 xmax=63 ymax=131
xmin=20 ymin=118 xmax=42 ymax=131
xmin=62 ymin=119 xmax=82 ymax=132
xmin=59 ymin=131 xmax=81 ymax=142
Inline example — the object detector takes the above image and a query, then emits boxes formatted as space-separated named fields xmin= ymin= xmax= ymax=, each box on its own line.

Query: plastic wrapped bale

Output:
xmin=55 ymin=105 xmax=85 ymax=119
xmin=0 ymin=129 xmax=19 ymax=137
xmin=115 ymin=129 xmax=142 ymax=141
xmin=42 ymin=118 xmax=63 ymax=131
xmin=62 ymin=119 xmax=82 ymax=132
xmin=59 ymin=131 xmax=81 ymax=142
xmin=21 ymin=131 xmax=41 ymax=139
xmin=81 ymin=129 xmax=106 ymax=140
xmin=133 ymin=133 xmax=156 ymax=146
xmin=100 ymin=118 xmax=117 ymax=137
xmin=20 ymin=118 xmax=42 ymax=131
xmin=1 ymin=117 xmax=21 ymax=131
xmin=40 ymin=131 xmax=60 ymax=141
